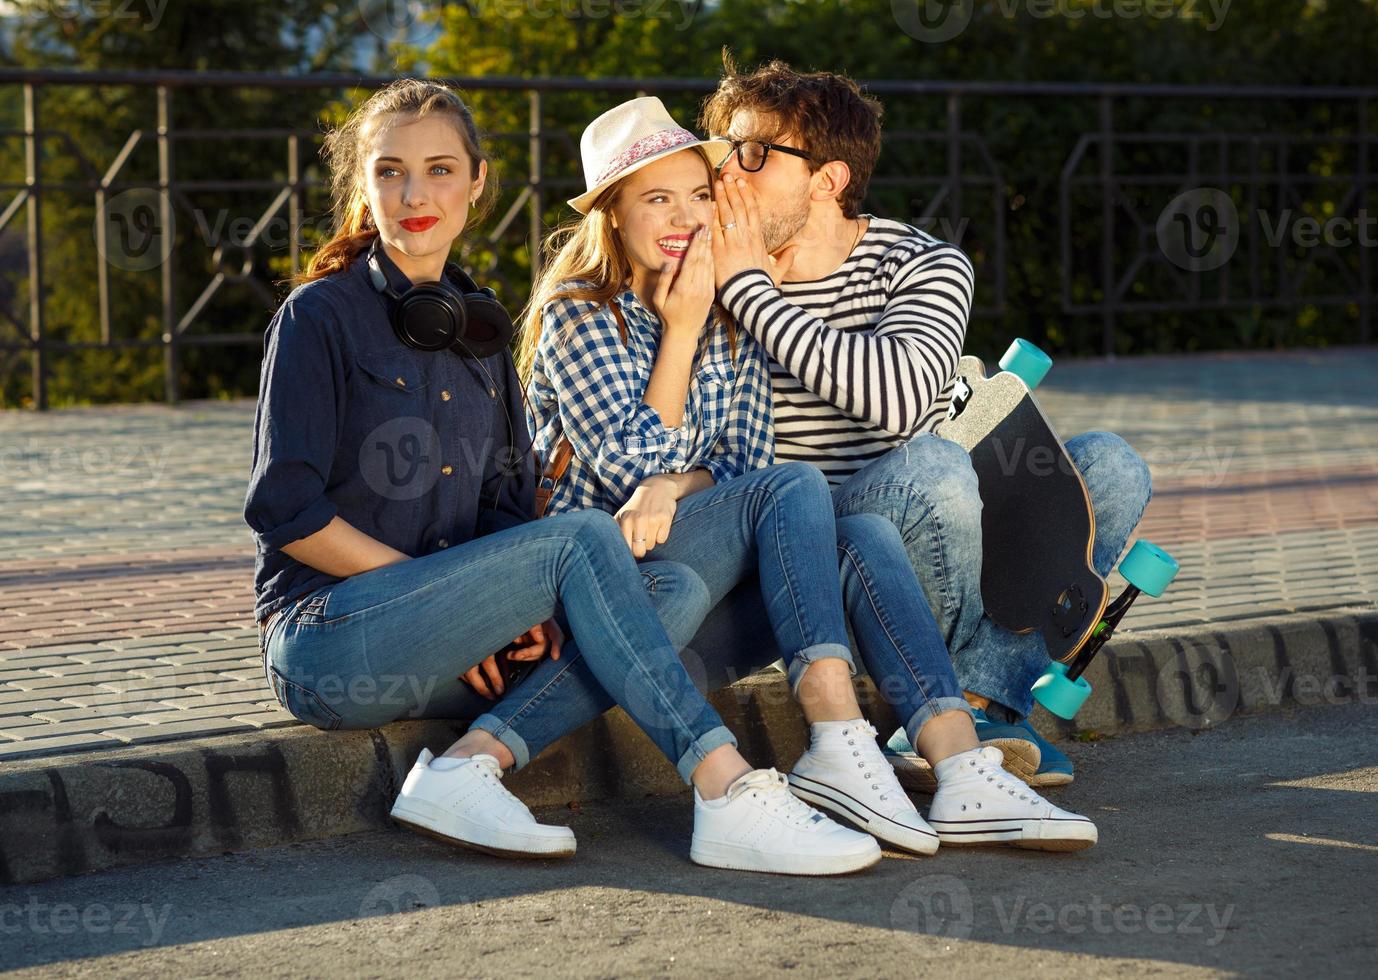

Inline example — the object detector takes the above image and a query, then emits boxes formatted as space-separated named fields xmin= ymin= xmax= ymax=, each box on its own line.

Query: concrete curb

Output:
xmin=2 ymin=607 xmax=1374 ymax=886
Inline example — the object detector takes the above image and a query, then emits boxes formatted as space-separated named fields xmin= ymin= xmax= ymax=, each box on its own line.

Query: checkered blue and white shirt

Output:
xmin=527 ymin=284 xmax=775 ymax=515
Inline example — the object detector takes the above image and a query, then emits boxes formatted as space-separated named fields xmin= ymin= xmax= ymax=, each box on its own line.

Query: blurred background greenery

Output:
xmin=1 ymin=0 xmax=1375 ymax=408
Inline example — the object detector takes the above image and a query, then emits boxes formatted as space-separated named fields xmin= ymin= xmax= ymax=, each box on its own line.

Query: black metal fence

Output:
xmin=1 ymin=68 xmax=1374 ymax=409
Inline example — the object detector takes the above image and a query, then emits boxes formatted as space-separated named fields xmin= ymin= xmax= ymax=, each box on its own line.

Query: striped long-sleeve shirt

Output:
xmin=718 ymin=216 xmax=975 ymax=485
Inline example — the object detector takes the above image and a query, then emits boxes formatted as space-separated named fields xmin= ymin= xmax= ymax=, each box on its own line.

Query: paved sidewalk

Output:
xmin=3 ymin=703 xmax=1376 ymax=978
xmin=1 ymin=348 xmax=1376 ymax=762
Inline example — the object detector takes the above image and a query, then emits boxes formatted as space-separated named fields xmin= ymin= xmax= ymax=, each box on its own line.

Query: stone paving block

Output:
xmin=97 ymin=673 xmax=222 ymax=692
xmin=0 ymin=669 xmax=52 ymax=684
xmin=58 ymin=646 xmax=175 ymax=664
xmin=105 ymin=633 xmax=232 ymax=650
xmin=104 ymin=717 xmax=257 ymax=744
xmin=153 ymin=693 xmax=272 ymax=710
xmin=34 ymin=702 xmax=179 ymax=723
xmin=6 ymin=642 xmax=109 ymax=657
xmin=181 ymin=679 xmax=270 ymax=696
xmin=37 ymin=658 xmax=167 ymax=677
xmin=217 ymin=670 xmax=266 ymax=683
xmin=0 ymin=716 xmax=151 ymax=739
xmin=0 ymin=700 xmax=66 ymax=719
xmin=130 ymin=700 xmax=279 ymax=724
xmin=11 ymin=671 xmax=138 ymax=690
xmin=124 ymin=664 xmax=226 ymax=681
xmin=226 ymin=709 xmax=297 ymax=729
xmin=0 ymin=733 xmax=128 ymax=760
xmin=59 ymin=687 xmax=197 ymax=707
xmin=0 ymin=685 xmax=103 ymax=705
xmin=0 ymin=655 xmax=76 ymax=671
xmin=156 ymin=650 xmax=260 ymax=667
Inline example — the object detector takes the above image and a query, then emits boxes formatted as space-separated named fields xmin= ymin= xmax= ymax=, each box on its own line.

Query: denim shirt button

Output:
xmin=438 ymin=538 xmax=449 ymax=549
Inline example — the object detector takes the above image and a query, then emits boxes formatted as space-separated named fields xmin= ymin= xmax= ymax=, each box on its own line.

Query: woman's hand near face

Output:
xmin=614 ymin=474 xmax=680 ymax=558
xmin=712 ymin=174 xmax=799 ymax=287
xmin=652 ymin=226 xmax=715 ymax=338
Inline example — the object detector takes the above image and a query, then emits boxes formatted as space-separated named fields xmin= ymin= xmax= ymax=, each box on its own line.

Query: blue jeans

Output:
xmin=471 ymin=465 xmax=971 ymax=768
xmin=832 ymin=429 xmax=1153 ymax=719
xmin=260 ymin=508 xmax=735 ymax=783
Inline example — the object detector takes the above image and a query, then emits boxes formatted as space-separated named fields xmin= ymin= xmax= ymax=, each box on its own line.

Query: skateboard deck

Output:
xmin=935 ymin=355 xmax=1108 ymax=664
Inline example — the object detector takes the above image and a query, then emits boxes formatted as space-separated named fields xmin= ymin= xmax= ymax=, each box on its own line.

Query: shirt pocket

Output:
xmin=354 ymin=350 xmax=431 ymax=400
xmin=348 ymin=350 xmax=443 ymax=508
xmin=692 ymin=361 xmax=733 ymax=451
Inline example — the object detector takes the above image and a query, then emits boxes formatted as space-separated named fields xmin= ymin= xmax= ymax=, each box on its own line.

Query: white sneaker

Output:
xmin=389 ymin=748 xmax=576 ymax=858
xmin=883 ymin=727 xmax=1041 ymax=795
xmin=788 ymin=720 xmax=940 ymax=856
xmin=927 ymin=746 xmax=1097 ymax=852
xmin=691 ymin=768 xmax=882 ymax=876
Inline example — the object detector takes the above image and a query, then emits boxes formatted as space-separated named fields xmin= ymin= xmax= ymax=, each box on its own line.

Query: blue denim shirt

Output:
xmin=243 ymin=247 xmax=534 ymax=624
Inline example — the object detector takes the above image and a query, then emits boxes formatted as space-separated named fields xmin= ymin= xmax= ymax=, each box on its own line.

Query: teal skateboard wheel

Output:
xmin=1118 ymin=540 xmax=1179 ymax=597
xmin=998 ymin=338 xmax=1053 ymax=390
xmin=1032 ymin=661 xmax=1092 ymax=720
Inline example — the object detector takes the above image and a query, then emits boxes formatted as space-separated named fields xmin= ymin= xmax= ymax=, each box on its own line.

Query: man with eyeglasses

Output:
xmin=691 ymin=55 xmax=1154 ymax=789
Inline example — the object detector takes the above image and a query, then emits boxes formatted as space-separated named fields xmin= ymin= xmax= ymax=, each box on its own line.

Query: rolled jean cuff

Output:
xmin=467 ymin=712 xmax=531 ymax=771
xmin=675 ymin=724 xmax=738 ymax=784
xmin=903 ymin=697 xmax=975 ymax=749
xmin=785 ymin=642 xmax=857 ymax=698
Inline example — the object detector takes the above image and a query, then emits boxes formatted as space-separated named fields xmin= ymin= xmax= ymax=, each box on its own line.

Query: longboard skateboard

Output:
xmin=935 ymin=340 xmax=1178 ymax=719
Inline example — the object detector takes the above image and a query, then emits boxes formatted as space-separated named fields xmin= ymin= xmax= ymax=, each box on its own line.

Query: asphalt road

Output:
xmin=3 ymin=701 xmax=1377 ymax=979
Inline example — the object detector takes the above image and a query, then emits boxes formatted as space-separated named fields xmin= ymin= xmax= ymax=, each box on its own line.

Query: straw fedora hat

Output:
xmin=567 ymin=96 xmax=732 ymax=214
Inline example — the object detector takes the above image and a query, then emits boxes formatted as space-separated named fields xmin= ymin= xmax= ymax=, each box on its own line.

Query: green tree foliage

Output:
xmin=2 ymin=0 xmax=1376 ymax=407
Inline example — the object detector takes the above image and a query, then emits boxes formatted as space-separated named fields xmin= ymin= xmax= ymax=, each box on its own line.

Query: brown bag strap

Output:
xmin=535 ymin=295 xmax=629 ymax=518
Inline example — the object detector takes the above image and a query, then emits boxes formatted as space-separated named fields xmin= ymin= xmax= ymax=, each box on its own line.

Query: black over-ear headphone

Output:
xmin=366 ymin=237 xmax=515 ymax=361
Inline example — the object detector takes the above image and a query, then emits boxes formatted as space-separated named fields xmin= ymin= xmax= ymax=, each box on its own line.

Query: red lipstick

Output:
xmin=657 ymin=233 xmax=693 ymax=260
xmin=399 ymin=216 xmax=439 ymax=233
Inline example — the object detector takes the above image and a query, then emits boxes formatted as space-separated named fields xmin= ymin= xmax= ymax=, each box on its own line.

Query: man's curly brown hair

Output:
xmin=699 ymin=52 xmax=883 ymax=219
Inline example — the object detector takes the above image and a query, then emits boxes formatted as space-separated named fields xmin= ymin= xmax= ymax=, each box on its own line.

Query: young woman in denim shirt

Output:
xmin=477 ymin=97 xmax=1099 ymax=855
xmin=245 ymin=79 xmax=883 ymax=875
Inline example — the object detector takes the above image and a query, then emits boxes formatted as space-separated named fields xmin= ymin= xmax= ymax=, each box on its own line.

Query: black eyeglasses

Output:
xmin=720 ymin=139 xmax=816 ymax=173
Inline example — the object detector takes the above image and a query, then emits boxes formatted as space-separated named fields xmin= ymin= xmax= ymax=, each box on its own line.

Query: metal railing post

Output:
xmin=157 ymin=85 xmax=177 ymax=405
xmin=1099 ymin=94 xmax=1115 ymax=358
xmin=947 ymin=92 xmax=962 ymax=245
xmin=529 ymin=89 xmax=544 ymax=286
xmin=288 ymin=133 xmax=302 ymax=277
xmin=24 ymin=83 xmax=47 ymax=410
xmin=1360 ymin=97 xmax=1371 ymax=345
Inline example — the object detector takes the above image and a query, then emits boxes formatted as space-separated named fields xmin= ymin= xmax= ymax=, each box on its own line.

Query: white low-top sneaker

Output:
xmin=927 ymin=746 xmax=1097 ymax=852
xmin=691 ymin=768 xmax=882 ymax=876
xmin=788 ymin=720 xmax=940 ymax=856
xmin=390 ymin=748 xmax=576 ymax=858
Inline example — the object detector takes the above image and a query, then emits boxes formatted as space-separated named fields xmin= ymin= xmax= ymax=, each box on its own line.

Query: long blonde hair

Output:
xmin=298 ymin=78 xmax=498 ymax=285
xmin=516 ymin=146 xmax=736 ymax=381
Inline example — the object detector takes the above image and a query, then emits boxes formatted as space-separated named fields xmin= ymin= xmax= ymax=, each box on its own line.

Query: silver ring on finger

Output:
xmin=724 ymin=221 xmax=737 ymax=230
